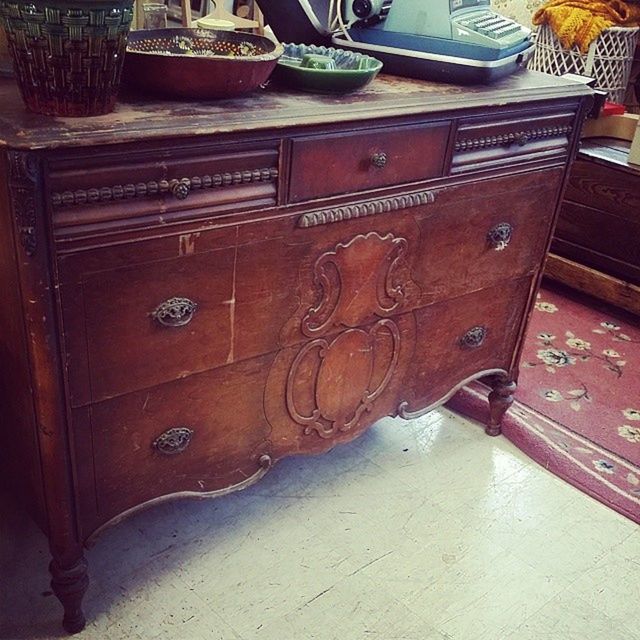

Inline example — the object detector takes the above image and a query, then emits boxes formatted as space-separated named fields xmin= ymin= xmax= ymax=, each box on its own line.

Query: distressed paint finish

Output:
xmin=0 ymin=71 xmax=591 ymax=632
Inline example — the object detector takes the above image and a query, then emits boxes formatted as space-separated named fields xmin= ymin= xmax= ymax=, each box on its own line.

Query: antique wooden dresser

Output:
xmin=0 ymin=71 xmax=591 ymax=633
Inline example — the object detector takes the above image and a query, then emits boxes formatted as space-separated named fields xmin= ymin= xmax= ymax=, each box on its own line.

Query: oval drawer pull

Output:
xmin=170 ymin=179 xmax=191 ymax=200
xmin=152 ymin=297 xmax=198 ymax=327
xmin=371 ymin=152 xmax=388 ymax=168
xmin=487 ymin=223 xmax=513 ymax=251
xmin=152 ymin=427 xmax=194 ymax=455
xmin=460 ymin=326 xmax=487 ymax=349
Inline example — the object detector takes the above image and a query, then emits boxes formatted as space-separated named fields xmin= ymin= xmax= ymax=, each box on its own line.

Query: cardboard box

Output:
xmin=582 ymin=113 xmax=639 ymax=141
xmin=629 ymin=117 xmax=640 ymax=166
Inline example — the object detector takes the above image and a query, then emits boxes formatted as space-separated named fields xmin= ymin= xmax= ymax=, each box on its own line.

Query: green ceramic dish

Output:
xmin=276 ymin=43 xmax=382 ymax=93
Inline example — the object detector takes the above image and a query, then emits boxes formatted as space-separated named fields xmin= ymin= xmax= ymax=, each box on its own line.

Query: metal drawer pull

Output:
xmin=152 ymin=297 xmax=198 ymax=327
xmin=371 ymin=152 xmax=388 ymax=168
xmin=487 ymin=222 xmax=513 ymax=251
xmin=460 ymin=326 xmax=487 ymax=349
xmin=170 ymin=179 xmax=191 ymax=200
xmin=152 ymin=427 xmax=194 ymax=455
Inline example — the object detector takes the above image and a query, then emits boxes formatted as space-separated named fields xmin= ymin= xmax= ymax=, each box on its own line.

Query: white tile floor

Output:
xmin=1 ymin=408 xmax=638 ymax=640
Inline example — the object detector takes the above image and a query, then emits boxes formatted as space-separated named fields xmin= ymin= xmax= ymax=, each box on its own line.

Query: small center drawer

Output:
xmin=288 ymin=121 xmax=451 ymax=203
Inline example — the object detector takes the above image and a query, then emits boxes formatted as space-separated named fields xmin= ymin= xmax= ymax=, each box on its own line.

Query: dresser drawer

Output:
xmin=398 ymin=276 xmax=532 ymax=417
xmin=75 ymin=354 xmax=273 ymax=528
xmin=288 ymin=121 xmax=451 ymax=203
xmin=452 ymin=107 xmax=575 ymax=174
xmin=62 ymin=229 xmax=238 ymax=405
xmin=49 ymin=144 xmax=280 ymax=235
xmin=257 ymin=168 xmax=562 ymax=348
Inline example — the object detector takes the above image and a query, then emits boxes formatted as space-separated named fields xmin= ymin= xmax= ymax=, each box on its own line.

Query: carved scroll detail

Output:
xmin=298 ymin=189 xmax=436 ymax=228
xmin=51 ymin=167 xmax=279 ymax=208
xmin=455 ymin=125 xmax=572 ymax=152
xmin=302 ymin=232 xmax=410 ymax=337
xmin=286 ymin=320 xmax=400 ymax=439
xmin=8 ymin=151 xmax=40 ymax=257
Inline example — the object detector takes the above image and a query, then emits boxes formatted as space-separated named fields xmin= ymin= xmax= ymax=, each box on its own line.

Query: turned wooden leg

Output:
xmin=486 ymin=379 xmax=516 ymax=437
xmin=49 ymin=555 xmax=89 ymax=634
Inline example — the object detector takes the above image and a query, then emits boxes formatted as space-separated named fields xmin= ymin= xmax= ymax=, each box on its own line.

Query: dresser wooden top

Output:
xmin=0 ymin=70 xmax=590 ymax=150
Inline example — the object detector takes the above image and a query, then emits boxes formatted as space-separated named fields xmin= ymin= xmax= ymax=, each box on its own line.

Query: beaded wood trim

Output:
xmin=51 ymin=167 xmax=279 ymax=208
xmin=298 ymin=189 xmax=436 ymax=228
xmin=455 ymin=125 xmax=573 ymax=152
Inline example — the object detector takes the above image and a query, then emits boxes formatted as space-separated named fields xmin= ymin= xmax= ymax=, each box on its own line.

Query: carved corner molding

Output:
xmin=51 ymin=167 xmax=279 ymax=208
xmin=454 ymin=125 xmax=573 ymax=152
xmin=8 ymin=151 xmax=41 ymax=257
xmin=297 ymin=189 xmax=436 ymax=228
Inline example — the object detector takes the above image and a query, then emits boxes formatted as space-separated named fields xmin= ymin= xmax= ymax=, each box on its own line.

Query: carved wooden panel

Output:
xmin=266 ymin=231 xmax=418 ymax=452
xmin=286 ymin=319 xmax=400 ymax=439
xmin=302 ymin=231 xmax=414 ymax=337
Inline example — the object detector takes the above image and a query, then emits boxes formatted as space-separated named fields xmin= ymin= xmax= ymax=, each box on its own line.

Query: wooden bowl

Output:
xmin=123 ymin=28 xmax=283 ymax=99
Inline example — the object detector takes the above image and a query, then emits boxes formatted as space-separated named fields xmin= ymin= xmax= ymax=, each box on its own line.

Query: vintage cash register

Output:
xmin=258 ymin=0 xmax=535 ymax=83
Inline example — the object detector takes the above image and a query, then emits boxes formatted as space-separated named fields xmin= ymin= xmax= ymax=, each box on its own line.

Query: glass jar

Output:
xmin=143 ymin=2 xmax=167 ymax=29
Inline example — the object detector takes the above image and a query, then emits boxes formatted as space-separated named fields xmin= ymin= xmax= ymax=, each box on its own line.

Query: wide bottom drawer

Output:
xmin=265 ymin=276 xmax=532 ymax=457
xmin=398 ymin=276 xmax=531 ymax=416
xmin=74 ymin=354 xmax=274 ymax=535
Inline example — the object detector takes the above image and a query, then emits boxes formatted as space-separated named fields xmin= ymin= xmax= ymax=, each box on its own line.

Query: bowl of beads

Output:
xmin=123 ymin=28 xmax=283 ymax=99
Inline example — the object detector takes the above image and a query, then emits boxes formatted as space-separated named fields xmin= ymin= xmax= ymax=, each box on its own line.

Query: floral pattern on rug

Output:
xmin=516 ymin=289 xmax=640 ymax=470
xmin=446 ymin=284 xmax=640 ymax=523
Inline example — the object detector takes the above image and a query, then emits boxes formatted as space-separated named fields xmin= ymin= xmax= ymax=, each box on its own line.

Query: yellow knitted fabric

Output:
xmin=533 ymin=0 xmax=640 ymax=52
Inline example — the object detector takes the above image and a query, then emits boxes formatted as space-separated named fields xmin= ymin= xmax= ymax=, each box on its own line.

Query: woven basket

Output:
xmin=0 ymin=0 xmax=134 ymax=116
xmin=529 ymin=23 xmax=640 ymax=104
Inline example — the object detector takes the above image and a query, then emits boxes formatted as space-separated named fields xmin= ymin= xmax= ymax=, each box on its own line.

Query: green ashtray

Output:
xmin=276 ymin=43 xmax=382 ymax=94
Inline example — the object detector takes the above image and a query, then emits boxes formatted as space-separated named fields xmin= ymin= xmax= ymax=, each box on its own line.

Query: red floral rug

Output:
xmin=447 ymin=284 xmax=640 ymax=524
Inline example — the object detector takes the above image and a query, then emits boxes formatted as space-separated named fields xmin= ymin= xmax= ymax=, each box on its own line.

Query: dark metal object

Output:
xmin=259 ymin=454 xmax=272 ymax=469
xmin=371 ymin=152 xmax=388 ymax=168
xmin=170 ymin=179 xmax=191 ymax=200
xmin=152 ymin=427 xmax=194 ymax=455
xmin=123 ymin=28 xmax=284 ymax=99
xmin=460 ymin=326 xmax=487 ymax=349
xmin=152 ymin=297 xmax=198 ymax=327
xmin=487 ymin=222 xmax=513 ymax=251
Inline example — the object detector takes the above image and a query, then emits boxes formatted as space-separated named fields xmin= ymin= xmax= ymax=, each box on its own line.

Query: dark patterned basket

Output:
xmin=0 ymin=0 xmax=134 ymax=116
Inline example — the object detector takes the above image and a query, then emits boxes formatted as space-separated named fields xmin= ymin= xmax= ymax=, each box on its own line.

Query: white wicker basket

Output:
xmin=529 ymin=23 xmax=640 ymax=103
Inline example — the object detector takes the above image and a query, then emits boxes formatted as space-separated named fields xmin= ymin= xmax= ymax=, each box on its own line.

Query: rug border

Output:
xmin=446 ymin=382 xmax=640 ymax=525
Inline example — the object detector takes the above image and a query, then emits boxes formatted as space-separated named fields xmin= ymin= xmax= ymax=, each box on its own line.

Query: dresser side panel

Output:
xmin=0 ymin=151 xmax=47 ymax=530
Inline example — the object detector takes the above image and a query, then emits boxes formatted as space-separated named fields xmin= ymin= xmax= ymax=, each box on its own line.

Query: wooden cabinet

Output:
xmin=547 ymin=138 xmax=640 ymax=315
xmin=0 ymin=71 xmax=590 ymax=633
